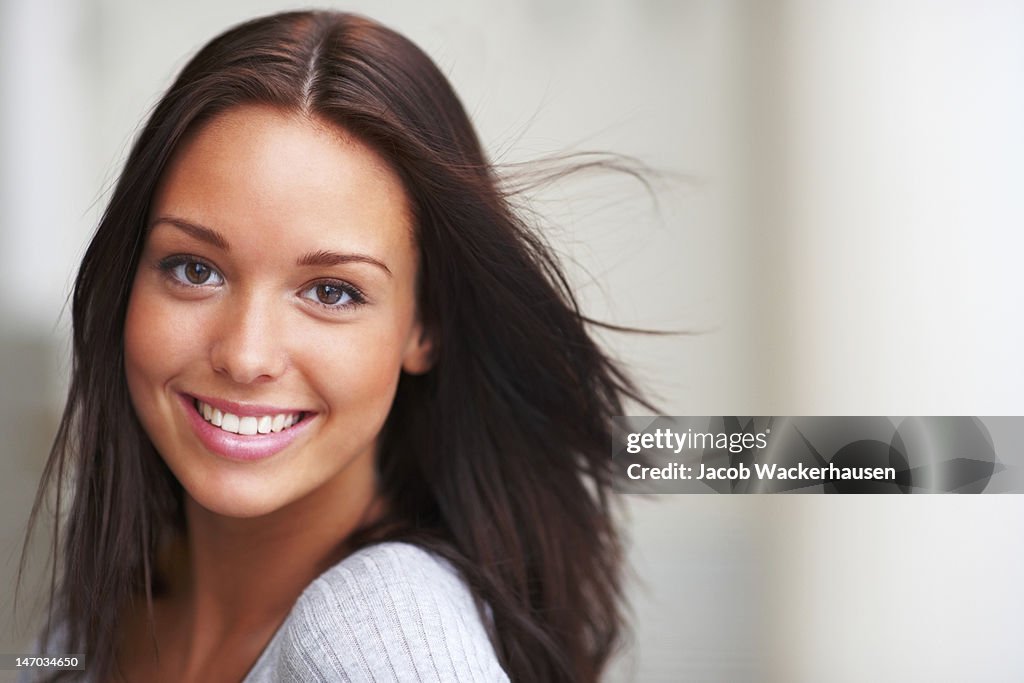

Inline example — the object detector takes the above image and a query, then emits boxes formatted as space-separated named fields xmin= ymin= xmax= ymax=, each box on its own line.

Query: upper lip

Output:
xmin=185 ymin=392 xmax=312 ymax=417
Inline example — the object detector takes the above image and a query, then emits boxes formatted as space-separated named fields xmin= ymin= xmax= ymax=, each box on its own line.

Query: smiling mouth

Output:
xmin=192 ymin=398 xmax=309 ymax=436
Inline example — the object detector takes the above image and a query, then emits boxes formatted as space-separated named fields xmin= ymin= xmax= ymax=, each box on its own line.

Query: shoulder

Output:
xmin=261 ymin=542 xmax=509 ymax=682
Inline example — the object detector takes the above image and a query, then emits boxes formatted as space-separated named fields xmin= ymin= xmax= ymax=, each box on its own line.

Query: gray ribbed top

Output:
xmin=243 ymin=541 xmax=509 ymax=682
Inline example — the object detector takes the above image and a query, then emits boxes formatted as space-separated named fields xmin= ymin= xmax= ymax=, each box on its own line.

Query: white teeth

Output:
xmin=196 ymin=400 xmax=302 ymax=436
xmin=238 ymin=416 xmax=258 ymax=435
xmin=221 ymin=413 xmax=240 ymax=433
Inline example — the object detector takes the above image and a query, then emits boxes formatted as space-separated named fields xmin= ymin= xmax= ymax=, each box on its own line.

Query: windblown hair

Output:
xmin=24 ymin=11 xmax=646 ymax=682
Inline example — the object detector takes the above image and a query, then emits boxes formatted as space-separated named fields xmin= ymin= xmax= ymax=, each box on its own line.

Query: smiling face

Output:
xmin=124 ymin=105 xmax=432 ymax=519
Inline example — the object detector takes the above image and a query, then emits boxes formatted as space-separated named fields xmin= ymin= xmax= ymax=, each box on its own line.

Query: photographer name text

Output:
xmin=627 ymin=461 xmax=896 ymax=481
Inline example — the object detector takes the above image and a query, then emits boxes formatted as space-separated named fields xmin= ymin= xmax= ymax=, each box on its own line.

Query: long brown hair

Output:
xmin=23 ymin=11 xmax=646 ymax=682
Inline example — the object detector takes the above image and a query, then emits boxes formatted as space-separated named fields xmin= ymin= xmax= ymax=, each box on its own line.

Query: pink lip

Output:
xmin=188 ymin=392 xmax=310 ymax=418
xmin=178 ymin=393 xmax=315 ymax=462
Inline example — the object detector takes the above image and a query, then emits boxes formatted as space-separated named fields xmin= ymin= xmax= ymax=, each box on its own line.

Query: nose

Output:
xmin=209 ymin=290 xmax=288 ymax=384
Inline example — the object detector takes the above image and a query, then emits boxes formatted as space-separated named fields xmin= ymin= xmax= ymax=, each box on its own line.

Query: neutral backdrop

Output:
xmin=2 ymin=1 xmax=1023 ymax=681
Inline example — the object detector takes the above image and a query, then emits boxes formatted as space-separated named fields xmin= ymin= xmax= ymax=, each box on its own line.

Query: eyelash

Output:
xmin=155 ymin=255 xmax=368 ymax=312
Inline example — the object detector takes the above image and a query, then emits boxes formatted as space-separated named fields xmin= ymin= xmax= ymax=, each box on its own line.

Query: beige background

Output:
xmin=3 ymin=1 xmax=1024 ymax=680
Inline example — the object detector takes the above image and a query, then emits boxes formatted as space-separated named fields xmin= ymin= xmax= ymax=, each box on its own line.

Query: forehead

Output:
xmin=151 ymin=104 xmax=414 ymax=259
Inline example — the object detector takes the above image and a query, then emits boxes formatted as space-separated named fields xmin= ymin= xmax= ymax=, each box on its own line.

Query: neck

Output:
xmin=163 ymin=458 xmax=385 ymax=672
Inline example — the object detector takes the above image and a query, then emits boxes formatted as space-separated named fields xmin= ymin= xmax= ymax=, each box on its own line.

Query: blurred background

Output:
xmin=3 ymin=0 xmax=1024 ymax=680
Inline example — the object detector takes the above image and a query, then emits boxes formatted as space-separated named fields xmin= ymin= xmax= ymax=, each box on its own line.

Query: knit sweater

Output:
xmin=21 ymin=542 xmax=509 ymax=682
xmin=243 ymin=541 xmax=509 ymax=681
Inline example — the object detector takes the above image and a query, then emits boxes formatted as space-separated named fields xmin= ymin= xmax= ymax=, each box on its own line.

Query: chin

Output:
xmin=183 ymin=476 xmax=294 ymax=519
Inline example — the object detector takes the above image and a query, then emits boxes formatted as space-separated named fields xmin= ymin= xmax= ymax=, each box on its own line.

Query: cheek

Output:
xmin=123 ymin=281 xmax=197 ymax=407
xmin=293 ymin=314 xmax=416 ymax=458
xmin=124 ymin=284 xmax=156 ymax=391
xmin=301 ymin=324 xmax=408 ymax=415
xmin=124 ymin=289 xmax=165 ymax=431
xmin=123 ymin=283 xmax=165 ymax=448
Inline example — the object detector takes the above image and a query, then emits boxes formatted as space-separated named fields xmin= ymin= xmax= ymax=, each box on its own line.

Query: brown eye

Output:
xmin=185 ymin=261 xmax=213 ymax=284
xmin=159 ymin=256 xmax=224 ymax=288
xmin=316 ymin=284 xmax=346 ymax=305
xmin=300 ymin=281 xmax=364 ymax=310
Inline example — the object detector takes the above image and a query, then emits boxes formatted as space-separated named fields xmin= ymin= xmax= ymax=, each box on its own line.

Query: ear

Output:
xmin=401 ymin=320 xmax=437 ymax=375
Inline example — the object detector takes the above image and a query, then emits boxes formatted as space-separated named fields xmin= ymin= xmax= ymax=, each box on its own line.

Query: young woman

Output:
xmin=23 ymin=10 xmax=645 ymax=682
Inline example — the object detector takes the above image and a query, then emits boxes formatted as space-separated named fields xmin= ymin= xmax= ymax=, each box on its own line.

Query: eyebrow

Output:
xmin=150 ymin=215 xmax=393 ymax=277
xmin=151 ymin=216 xmax=229 ymax=250
xmin=297 ymin=250 xmax=392 ymax=276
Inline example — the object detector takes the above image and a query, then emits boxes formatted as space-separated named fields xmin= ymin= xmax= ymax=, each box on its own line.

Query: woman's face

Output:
xmin=124 ymin=105 xmax=432 ymax=519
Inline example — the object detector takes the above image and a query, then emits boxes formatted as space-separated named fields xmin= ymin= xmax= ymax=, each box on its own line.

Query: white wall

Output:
xmin=758 ymin=2 xmax=1024 ymax=680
